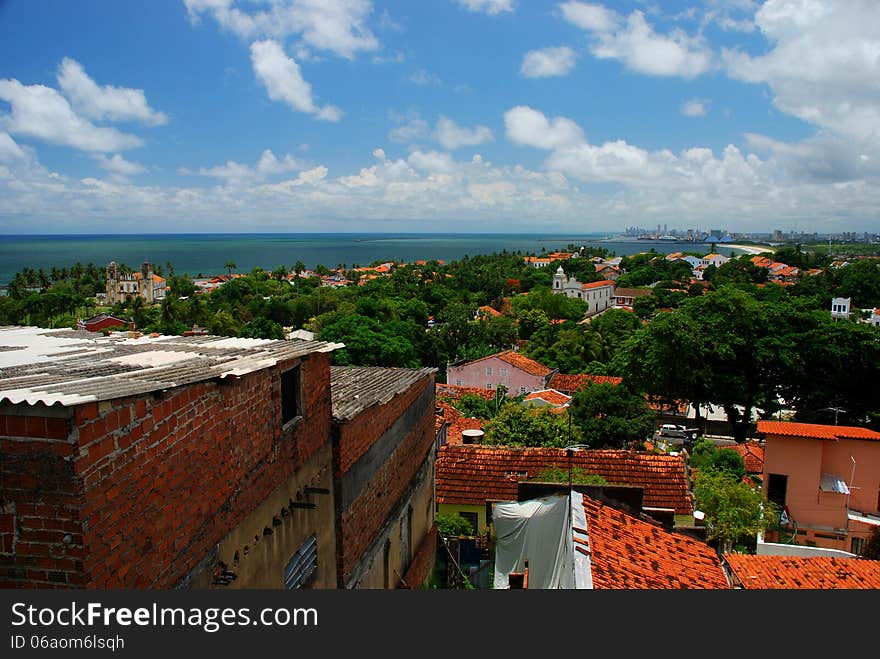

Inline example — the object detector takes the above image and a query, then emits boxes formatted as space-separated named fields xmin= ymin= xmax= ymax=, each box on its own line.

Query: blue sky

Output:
xmin=1 ymin=0 xmax=878 ymax=234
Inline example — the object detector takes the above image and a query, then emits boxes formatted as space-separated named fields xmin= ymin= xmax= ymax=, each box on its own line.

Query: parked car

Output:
xmin=658 ymin=423 xmax=689 ymax=438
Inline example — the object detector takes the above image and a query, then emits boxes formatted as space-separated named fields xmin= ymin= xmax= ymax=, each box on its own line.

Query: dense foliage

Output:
xmin=4 ymin=244 xmax=879 ymax=431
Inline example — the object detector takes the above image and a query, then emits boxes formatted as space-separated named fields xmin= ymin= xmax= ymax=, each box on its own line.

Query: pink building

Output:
xmin=445 ymin=350 xmax=554 ymax=396
xmin=758 ymin=421 xmax=880 ymax=554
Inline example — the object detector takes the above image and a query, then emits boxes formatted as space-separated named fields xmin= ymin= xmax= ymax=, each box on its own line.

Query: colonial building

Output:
xmin=106 ymin=260 xmax=166 ymax=306
xmin=552 ymin=266 xmax=615 ymax=317
xmin=445 ymin=350 xmax=555 ymax=395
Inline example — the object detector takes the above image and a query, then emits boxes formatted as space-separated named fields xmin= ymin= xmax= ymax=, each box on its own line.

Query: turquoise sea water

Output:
xmin=0 ymin=233 xmax=726 ymax=286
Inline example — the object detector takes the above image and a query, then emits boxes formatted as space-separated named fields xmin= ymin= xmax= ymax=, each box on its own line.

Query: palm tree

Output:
xmin=225 ymin=261 xmax=237 ymax=275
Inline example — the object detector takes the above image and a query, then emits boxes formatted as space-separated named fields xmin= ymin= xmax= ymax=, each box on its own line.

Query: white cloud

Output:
xmin=4 ymin=138 xmax=880 ymax=234
xmin=372 ymin=147 xmax=386 ymax=160
xmin=0 ymin=131 xmax=26 ymax=162
xmin=56 ymin=58 xmax=167 ymax=126
xmin=389 ymin=116 xmax=429 ymax=143
xmin=250 ymin=39 xmax=342 ymax=121
xmin=504 ymin=106 xmax=584 ymax=150
xmin=520 ymin=46 xmax=577 ymax=78
xmin=186 ymin=148 xmax=302 ymax=183
xmin=408 ymin=69 xmax=441 ymax=86
xmin=455 ymin=0 xmax=515 ymax=15
xmin=560 ymin=3 xmax=713 ymax=78
xmin=0 ymin=78 xmax=143 ymax=152
xmin=93 ymin=153 xmax=147 ymax=178
xmin=408 ymin=150 xmax=456 ymax=173
xmin=723 ymin=0 xmax=880 ymax=140
xmin=434 ymin=116 xmax=493 ymax=150
xmin=681 ymin=98 xmax=710 ymax=117
xmin=558 ymin=1 xmax=619 ymax=32
xmin=184 ymin=0 xmax=379 ymax=60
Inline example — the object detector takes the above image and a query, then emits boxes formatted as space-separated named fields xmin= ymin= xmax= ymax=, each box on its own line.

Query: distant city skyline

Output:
xmin=1 ymin=1 xmax=879 ymax=234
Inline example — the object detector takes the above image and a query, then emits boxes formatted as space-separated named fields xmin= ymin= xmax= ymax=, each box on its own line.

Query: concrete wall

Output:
xmin=763 ymin=433 xmax=880 ymax=551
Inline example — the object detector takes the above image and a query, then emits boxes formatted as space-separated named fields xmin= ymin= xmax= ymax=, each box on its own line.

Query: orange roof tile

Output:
xmin=436 ymin=445 xmax=693 ymax=514
xmin=547 ymin=373 xmax=622 ymax=392
xmin=477 ymin=305 xmax=502 ymax=317
xmin=452 ymin=350 xmax=552 ymax=377
xmin=584 ymin=496 xmax=728 ymax=589
xmin=757 ymin=421 xmax=880 ymax=442
xmin=436 ymin=383 xmax=497 ymax=401
xmin=498 ymin=350 xmax=552 ymax=376
xmin=524 ymin=389 xmax=571 ymax=406
xmin=720 ymin=441 xmax=764 ymax=473
xmin=725 ymin=554 xmax=880 ymax=589
xmin=582 ymin=280 xmax=615 ymax=290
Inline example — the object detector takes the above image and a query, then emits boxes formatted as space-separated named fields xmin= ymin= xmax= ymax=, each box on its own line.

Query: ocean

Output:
xmin=0 ymin=233 xmax=728 ymax=286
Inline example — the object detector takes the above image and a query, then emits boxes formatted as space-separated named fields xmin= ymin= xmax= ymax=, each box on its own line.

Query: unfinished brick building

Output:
xmin=329 ymin=366 xmax=438 ymax=588
xmin=0 ymin=326 xmax=437 ymax=590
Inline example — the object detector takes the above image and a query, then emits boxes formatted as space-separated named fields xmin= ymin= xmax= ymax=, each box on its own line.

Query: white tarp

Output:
xmin=493 ymin=493 xmax=591 ymax=589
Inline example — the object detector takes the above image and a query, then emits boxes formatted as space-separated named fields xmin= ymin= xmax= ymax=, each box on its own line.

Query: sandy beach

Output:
xmin=725 ymin=243 xmax=775 ymax=255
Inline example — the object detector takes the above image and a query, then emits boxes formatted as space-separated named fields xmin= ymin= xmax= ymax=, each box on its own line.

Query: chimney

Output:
xmin=461 ymin=429 xmax=484 ymax=445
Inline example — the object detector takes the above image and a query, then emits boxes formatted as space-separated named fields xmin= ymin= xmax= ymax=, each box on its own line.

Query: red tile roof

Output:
xmin=436 ymin=445 xmax=693 ymax=514
xmin=584 ymin=496 xmax=728 ymax=589
xmin=453 ymin=350 xmax=552 ymax=377
xmin=436 ymin=383 xmax=496 ymax=401
xmin=757 ymin=421 xmax=880 ymax=442
xmin=724 ymin=554 xmax=880 ymax=589
xmin=524 ymin=389 xmax=571 ymax=407
xmin=547 ymin=373 xmax=623 ymax=392
xmin=582 ymin=280 xmax=615 ymax=290
xmin=477 ymin=305 xmax=502 ymax=317
xmin=721 ymin=441 xmax=765 ymax=473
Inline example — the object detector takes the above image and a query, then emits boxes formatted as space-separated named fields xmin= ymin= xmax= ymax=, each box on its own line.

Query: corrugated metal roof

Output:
xmin=329 ymin=365 xmax=436 ymax=421
xmin=0 ymin=326 xmax=343 ymax=407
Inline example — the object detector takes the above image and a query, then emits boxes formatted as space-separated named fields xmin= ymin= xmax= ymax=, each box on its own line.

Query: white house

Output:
xmin=701 ymin=253 xmax=730 ymax=269
xmin=831 ymin=297 xmax=851 ymax=320
xmin=553 ymin=266 xmax=615 ymax=317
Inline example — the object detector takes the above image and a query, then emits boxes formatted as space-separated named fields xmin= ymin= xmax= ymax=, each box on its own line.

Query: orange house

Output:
xmin=758 ymin=421 xmax=880 ymax=554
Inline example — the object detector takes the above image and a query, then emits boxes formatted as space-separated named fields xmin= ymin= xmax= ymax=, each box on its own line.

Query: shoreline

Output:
xmin=724 ymin=244 xmax=775 ymax=255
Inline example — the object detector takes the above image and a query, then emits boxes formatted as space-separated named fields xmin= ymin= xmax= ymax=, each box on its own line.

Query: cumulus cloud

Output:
xmin=92 ymin=153 xmax=147 ymax=178
xmin=185 ymin=0 xmax=379 ymax=60
xmin=389 ymin=116 xmax=429 ymax=143
xmin=184 ymin=148 xmax=301 ymax=182
xmin=504 ymin=106 xmax=584 ymax=150
xmin=0 ymin=78 xmax=143 ymax=152
xmin=250 ymin=40 xmax=342 ymax=120
xmin=455 ymin=0 xmax=515 ymax=15
xmin=560 ymin=2 xmax=713 ymax=78
xmin=407 ymin=149 xmax=456 ymax=174
xmin=434 ymin=116 xmax=493 ymax=150
xmin=681 ymin=98 xmax=710 ymax=117
xmin=0 ymin=131 xmax=26 ymax=162
xmin=3 ymin=137 xmax=880 ymax=235
xmin=520 ymin=46 xmax=577 ymax=78
xmin=723 ymin=0 xmax=880 ymax=140
xmin=56 ymin=58 xmax=168 ymax=126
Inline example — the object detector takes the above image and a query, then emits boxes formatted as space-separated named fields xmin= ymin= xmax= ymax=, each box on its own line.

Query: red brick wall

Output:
xmin=336 ymin=381 xmax=435 ymax=583
xmin=1 ymin=352 xmax=333 ymax=589
xmin=336 ymin=377 xmax=429 ymax=476
xmin=0 ymin=410 xmax=84 ymax=588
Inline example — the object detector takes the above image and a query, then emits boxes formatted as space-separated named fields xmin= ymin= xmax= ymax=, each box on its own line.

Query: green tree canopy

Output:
xmin=568 ymin=382 xmax=656 ymax=449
